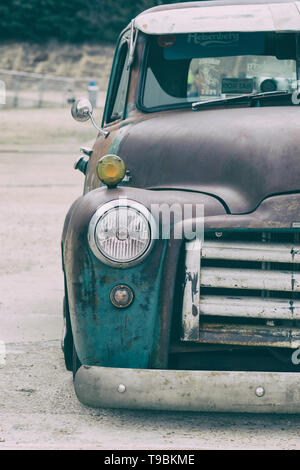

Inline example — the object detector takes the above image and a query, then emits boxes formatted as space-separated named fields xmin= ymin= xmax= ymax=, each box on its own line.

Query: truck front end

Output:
xmin=62 ymin=0 xmax=300 ymax=412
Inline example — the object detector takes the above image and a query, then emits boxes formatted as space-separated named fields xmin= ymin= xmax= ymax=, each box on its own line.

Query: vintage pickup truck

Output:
xmin=62 ymin=0 xmax=300 ymax=412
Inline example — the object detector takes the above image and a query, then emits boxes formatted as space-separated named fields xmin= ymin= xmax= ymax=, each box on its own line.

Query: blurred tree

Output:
xmin=0 ymin=0 xmax=193 ymax=43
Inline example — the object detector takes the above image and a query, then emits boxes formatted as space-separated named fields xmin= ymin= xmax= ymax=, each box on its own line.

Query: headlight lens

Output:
xmin=88 ymin=200 xmax=156 ymax=266
xmin=96 ymin=207 xmax=150 ymax=262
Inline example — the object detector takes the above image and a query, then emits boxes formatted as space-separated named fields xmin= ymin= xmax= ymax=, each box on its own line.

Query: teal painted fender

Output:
xmin=62 ymin=186 xmax=226 ymax=369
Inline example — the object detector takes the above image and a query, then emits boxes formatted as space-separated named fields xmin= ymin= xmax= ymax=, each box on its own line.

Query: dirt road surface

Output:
xmin=1 ymin=110 xmax=300 ymax=450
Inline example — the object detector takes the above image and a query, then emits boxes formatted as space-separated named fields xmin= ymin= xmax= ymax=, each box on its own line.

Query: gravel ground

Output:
xmin=0 ymin=108 xmax=99 ymax=146
xmin=2 ymin=338 xmax=300 ymax=450
xmin=2 ymin=110 xmax=300 ymax=450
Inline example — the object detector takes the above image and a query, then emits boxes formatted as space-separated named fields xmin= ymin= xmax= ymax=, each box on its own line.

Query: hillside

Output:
xmin=0 ymin=41 xmax=114 ymax=88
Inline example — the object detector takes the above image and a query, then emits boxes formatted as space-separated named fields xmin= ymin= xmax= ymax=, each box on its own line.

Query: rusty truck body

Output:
xmin=62 ymin=0 xmax=300 ymax=412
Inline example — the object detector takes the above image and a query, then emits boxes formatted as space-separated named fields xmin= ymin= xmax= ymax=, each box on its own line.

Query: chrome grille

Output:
xmin=182 ymin=231 xmax=300 ymax=348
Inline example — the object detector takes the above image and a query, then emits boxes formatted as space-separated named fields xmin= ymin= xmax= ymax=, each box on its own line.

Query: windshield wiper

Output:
xmin=192 ymin=90 xmax=291 ymax=111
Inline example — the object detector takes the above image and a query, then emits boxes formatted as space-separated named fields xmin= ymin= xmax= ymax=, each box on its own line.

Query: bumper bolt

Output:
xmin=255 ymin=386 xmax=265 ymax=397
xmin=117 ymin=384 xmax=126 ymax=394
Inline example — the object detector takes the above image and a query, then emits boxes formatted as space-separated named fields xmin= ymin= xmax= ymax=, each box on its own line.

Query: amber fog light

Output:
xmin=97 ymin=154 xmax=125 ymax=187
xmin=110 ymin=285 xmax=134 ymax=308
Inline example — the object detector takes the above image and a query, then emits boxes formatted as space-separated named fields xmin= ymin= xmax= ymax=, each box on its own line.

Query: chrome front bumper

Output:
xmin=74 ymin=366 xmax=300 ymax=413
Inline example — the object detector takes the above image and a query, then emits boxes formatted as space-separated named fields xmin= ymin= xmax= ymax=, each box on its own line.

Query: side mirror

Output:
xmin=71 ymin=98 xmax=109 ymax=138
xmin=71 ymin=98 xmax=93 ymax=122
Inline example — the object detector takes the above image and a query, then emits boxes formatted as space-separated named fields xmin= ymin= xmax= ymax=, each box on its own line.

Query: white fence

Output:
xmin=0 ymin=69 xmax=103 ymax=109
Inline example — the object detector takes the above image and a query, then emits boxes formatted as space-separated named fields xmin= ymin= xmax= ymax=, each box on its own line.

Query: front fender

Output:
xmin=62 ymin=186 xmax=225 ymax=369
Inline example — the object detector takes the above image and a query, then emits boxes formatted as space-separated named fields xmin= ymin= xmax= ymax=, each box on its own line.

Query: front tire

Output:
xmin=62 ymin=295 xmax=74 ymax=371
xmin=72 ymin=344 xmax=82 ymax=379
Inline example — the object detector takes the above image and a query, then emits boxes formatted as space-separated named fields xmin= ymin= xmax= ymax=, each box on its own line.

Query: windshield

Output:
xmin=141 ymin=32 xmax=297 ymax=111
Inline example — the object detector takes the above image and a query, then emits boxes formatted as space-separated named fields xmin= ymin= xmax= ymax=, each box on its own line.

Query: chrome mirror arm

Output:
xmin=71 ymin=98 xmax=109 ymax=138
xmin=88 ymin=112 xmax=109 ymax=138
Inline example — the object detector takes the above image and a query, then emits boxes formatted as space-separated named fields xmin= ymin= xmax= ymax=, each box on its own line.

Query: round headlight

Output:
xmin=88 ymin=200 xmax=156 ymax=266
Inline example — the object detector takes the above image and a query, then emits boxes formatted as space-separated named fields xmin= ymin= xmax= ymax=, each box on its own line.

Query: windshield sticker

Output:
xmin=164 ymin=32 xmax=265 ymax=60
xmin=187 ymin=33 xmax=239 ymax=47
xmin=222 ymin=78 xmax=254 ymax=94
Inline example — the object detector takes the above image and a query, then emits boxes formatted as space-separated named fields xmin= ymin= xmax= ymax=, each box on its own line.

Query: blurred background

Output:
xmin=0 ymin=0 xmax=191 ymax=110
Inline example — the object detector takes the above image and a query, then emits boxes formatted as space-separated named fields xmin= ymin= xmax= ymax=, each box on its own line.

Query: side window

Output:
xmin=106 ymin=41 xmax=130 ymax=124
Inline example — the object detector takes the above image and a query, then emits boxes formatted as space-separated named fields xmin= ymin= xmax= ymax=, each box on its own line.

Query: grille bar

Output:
xmin=202 ymin=241 xmax=300 ymax=263
xmin=198 ymin=322 xmax=300 ymax=349
xmin=201 ymin=267 xmax=300 ymax=291
xmin=182 ymin=238 xmax=202 ymax=341
xmin=200 ymin=296 xmax=300 ymax=320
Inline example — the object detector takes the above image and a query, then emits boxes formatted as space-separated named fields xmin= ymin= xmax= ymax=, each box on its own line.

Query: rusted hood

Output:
xmin=119 ymin=106 xmax=300 ymax=214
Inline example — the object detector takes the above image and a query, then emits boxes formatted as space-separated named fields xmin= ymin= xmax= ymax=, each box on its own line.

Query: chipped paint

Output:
xmin=182 ymin=238 xmax=202 ymax=341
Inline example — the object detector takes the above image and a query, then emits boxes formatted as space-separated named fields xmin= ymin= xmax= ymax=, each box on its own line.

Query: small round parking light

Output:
xmin=110 ymin=285 xmax=134 ymax=309
xmin=97 ymin=154 xmax=125 ymax=187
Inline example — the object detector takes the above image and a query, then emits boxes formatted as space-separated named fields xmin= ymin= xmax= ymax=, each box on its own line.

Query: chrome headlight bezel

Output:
xmin=88 ymin=199 xmax=157 ymax=268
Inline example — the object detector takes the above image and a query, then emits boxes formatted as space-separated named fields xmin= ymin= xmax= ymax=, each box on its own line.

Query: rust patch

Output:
xmin=192 ymin=304 xmax=198 ymax=317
